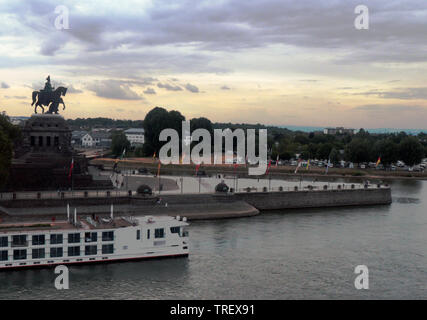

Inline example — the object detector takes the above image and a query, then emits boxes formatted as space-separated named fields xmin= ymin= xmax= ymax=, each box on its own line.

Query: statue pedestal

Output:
xmin=5 ymin=114 xmax=112 ymax=191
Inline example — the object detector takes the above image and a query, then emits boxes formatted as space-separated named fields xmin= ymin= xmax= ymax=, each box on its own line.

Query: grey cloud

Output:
xmin=143 ymin=88 xmax=156 ymax=95
xmin=157 ymin=83 xmax=182 ymax=91
xmin=353 ymin=104 xmax=426 ymax=112
xmin=1 ymin=82 xmax=9 ymax=88
xmin=221 ymin=85 xmax=231 ymax=90
xmin=354 ymin=87 xmax=427 ymax=100
xmin=185 ymin=83 xmax=199 ymax=93
xmin=86 ymin=80 xmax=143 ymax=100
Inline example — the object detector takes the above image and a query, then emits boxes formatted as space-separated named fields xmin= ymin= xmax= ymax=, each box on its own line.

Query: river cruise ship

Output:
xmin=0 ymin=214 xmax=189 ymax=270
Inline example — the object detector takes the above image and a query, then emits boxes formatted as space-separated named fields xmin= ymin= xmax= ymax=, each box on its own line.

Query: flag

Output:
xmin=120 ymin=148 xmax=126 ymax=160
xmin=68 ymin=158 xmax=74 ymax=179
xmin=195 ymin=163 xmax=201 ymax=174
xmin=294 ymin=159 xmax=302 ymax=174
xmin=276 ymin=155 xmax=279 ymax=167
xmin=265 ymin=159 xmax=272 ymax=175
xmin=325 ymin=158 xmax=331 ymax=174
xmin=376 ymin=156 xmax=381 ymax=167
xmin=152 ymin=152 xmax=156 ymax=159
xmin=306 ymin=159 xmax=310 ymax=170
xmin=157 ymin=162 xmax=161 ymax=177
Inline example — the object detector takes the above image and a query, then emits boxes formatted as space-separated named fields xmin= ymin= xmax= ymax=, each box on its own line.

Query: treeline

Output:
xmin=70 ymin=108 xmax=427 ymax=166
xmin=67 ymin=117 xmax=144 ymax=130
xmin=271 ymin=129 xmax=426 ymax=166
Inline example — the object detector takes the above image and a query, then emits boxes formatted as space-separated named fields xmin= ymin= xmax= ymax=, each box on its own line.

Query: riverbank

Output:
xmin=90 ymin=157 xmax=427 ymax=180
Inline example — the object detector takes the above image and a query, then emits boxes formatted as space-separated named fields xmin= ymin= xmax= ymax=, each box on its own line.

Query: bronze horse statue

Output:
xmin=31 ymin=86 xmax=67 ymax=114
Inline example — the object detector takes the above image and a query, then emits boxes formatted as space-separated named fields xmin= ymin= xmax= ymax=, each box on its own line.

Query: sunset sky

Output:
xmin=1 ymin=0 xmax=427 ymax=129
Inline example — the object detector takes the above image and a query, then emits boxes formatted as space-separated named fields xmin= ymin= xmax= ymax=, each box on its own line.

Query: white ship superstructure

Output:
xmin=0 ymin=214 xmax=189 ymax=270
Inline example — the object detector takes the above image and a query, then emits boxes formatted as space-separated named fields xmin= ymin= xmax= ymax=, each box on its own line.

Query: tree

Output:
xmin=111 ymin=131 xmax=130 ymax=157
xmin=190 ymin=117 xmax=213 ymax=134
xmin=373 ymin=139 xmax=398 ymax=166
xmin=0 ymin=113 xmax=21 ymax=187
xmin=398 ymin=136 xmax=424 ymax=166
xmin=143 ymin=107 xmax=185 ymax=156
xmin=345 ymin=138 xmax=372 ymax=163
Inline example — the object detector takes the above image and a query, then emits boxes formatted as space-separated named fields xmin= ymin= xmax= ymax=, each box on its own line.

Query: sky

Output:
xmin=1 ymin=0 xmax=427 ymax=129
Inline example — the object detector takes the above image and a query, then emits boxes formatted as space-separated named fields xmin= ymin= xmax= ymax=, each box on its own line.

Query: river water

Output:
xmin=0 ymin=178 xmax=426 ymax=299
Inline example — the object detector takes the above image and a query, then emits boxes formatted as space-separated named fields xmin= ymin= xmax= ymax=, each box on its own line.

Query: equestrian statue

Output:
xmin=31 ymin=76 xmax=68 ymax=114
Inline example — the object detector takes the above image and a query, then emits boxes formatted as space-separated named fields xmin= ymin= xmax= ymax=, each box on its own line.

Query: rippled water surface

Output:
xmin=1 ymin=179 xmax=426 ymax=299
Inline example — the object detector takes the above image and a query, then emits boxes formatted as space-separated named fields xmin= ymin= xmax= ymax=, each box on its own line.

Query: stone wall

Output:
xmin=232 ymin=187 xmax=392 ymax=210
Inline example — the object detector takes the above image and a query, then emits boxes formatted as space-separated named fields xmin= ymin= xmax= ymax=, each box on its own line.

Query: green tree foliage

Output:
xmin=345 ymin=138 xmax=372 ymax=163
xmin=190 ymin=117 xmax=213 ymax=134
xmin=398 ymin=136 xmax=424 ymax=166
xmin=143 ymin=107 xmax=185 ymax=156
xmin=0 ymin=113 xmax=21 ymax=187
xmin=373 ymin=139 xmax=398 ymax=165
xmin=111 ymin=131 xmax=130 ymax=157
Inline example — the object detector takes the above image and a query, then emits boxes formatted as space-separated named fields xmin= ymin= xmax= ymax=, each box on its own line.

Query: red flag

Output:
xmin=195 ymin=163 xmax=201 ymax=174
xmin=68 ymin=158 xmax=74 ymax=179
xmin=265 ymin=160 xmax=272 ymax=175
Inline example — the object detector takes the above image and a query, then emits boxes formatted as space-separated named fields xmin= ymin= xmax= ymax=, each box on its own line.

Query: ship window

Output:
xmin=68 ymin=246 xmax=80 ymax=257
xmin=136 ymin=230 xmax=140 ymax=240
xmin=30 ymin=136 xmax=35 ymax=146
xmin=147 ymin=229 xmax=150 ymax=239
xmin=13 ymin=249 xmax=27 ymax=260
xmin=46 ymin=136 xmax=51 ymax=146
xmin=68 ymin=233 xmax=80 ymax=243
xmin=50 ymin=234 xmax=63 ymax=244
xmin=102 ymin=231 xmax=114 ymax=241
xmin=12 ymin=235 xmax=27 ymax=247
xmin=54 ymin=136 xmax=59 ymax=146
xmin=102 ymin=244 xmax=114 ymax=254
xmin=0 ymin=250 xmax=7 ymax=261
xmin=0 ymin=236 xmax=7 ymax=247
xmin=32 ymin=248 xmax=45 ymax=259
xmin=50 ymin=247 xmax=63 ymax=258
xmin=38 ymin=136 xmax=43 ymax=146
xmin=155 ymin=228 xmax=165 ymax=239
xmin=170 ymin=227 xmax=180 ymax=234
xmin=85 ymin=232 xmax=97 ymax=243
xmin=85 ymin=245 xmax=97 ymax=256
xmin=32 ymin=234 xmax=45 ymax=246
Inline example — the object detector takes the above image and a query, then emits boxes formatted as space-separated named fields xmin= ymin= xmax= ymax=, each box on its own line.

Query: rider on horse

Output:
xmin=42 ymin=75 xmax=54 ymax=94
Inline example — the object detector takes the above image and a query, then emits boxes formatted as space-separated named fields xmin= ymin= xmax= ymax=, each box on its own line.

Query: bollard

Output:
xmin=323 ymin=185 xmax=328 ymax=190
xmin=351 ymin=184 xmax=355 ymax=189
xmin=279 ymin=186 xmax=283 ymax=191
xmin=294 ymin=186 xmax=298 ymax=191
xmin=263 ymin=187 xmax=268 ymax=192
xmin=246 ymin=187 xmax=251 ymax=193
xmin=337 ymin=185 xmax=342 ymax=190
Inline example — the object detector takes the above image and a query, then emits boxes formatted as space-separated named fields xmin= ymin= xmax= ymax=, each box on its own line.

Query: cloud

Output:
xmin=143 ymin=87 xmax=156 ymax=95
xmin=354 ymin=87 xmax=427 ymax=100
xmin=220 ymin=85 xmax=231 ymax=90
xmin=157 ymin=82 xmax=182 ymax=91
xmin=1 ymin=82 xmax=9 ymax=89
xmin=86 ymin=80 xmax=143 ymax=100
xmin=185 ymin=83 xmax=199 ymax=93
xmin=353 ymin=104 xmax=426 ymax=112
xmin=4 ymin=95 xmax=26 ymax=99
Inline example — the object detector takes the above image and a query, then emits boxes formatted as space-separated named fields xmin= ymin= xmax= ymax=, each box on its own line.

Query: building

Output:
xmin=91 ymin=131 xmax=112 ymax=148
xmin=124 ymin=128 xmax=145 ymax=146
xmin=71 ymin=131 xmax=88 ymax=146
xmin=323 ymin=127 xmax=356 ymax=135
